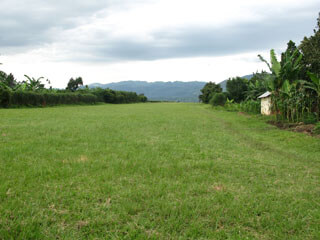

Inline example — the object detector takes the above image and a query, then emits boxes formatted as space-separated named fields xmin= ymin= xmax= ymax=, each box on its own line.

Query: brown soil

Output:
xmin=267 ymin=120 xmax=318 ymax=136
xmin=238 ymin=112 xmax=250 ymax=117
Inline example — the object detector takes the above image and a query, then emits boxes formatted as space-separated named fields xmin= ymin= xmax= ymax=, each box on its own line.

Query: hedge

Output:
xmin=0 ymin=89 xmax=98 ymax=107
xmin=100 ymin=89 xmax=147 ymax=104
xmin=0 ymin=88 xmax=148 ymax=108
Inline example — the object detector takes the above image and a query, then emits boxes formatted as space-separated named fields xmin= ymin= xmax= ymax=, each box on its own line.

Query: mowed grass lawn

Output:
xmin=0 ymin=103 xmax=319 ymax=239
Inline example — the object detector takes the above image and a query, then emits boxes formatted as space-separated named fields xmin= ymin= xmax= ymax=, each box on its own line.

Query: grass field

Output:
xmin=0 ymin=103 xmax=319 ymax=239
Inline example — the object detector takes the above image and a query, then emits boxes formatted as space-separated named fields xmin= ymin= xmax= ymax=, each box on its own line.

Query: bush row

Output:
xmin=207 ymin=92 xmax=261 ymax=114
xmin=0 ymin=89 xmax=98 ymax=107
xmin=223 ymin=100 xmax=261 ymax=114
xmin=76 ymin=88 xmax=147 ymax=104
xmin=101 ymin=89 xmax=147 ymax=104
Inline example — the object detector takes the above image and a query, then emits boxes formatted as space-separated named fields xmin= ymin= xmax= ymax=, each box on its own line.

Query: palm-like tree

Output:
xmin=23 ymin=75 xmax=45 ymax=91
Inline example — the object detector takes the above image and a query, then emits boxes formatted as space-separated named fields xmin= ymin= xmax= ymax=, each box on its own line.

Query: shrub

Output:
xmin=313 ymin=122 xmax=320 ymax=134
xmin=199 ymin=82 xmax=222 ymax=103
xmin=302 ymin=113 xmax=318 ymax=124
xmin=138 ymin=94 xmax=148 ymax=102
xmin=0 ymin=88 xmax=12 ymax=107
xmin=239 ymin=100 xmax=261 ymax=114
xmin=8 ymin=91 xmax=97 ymax=107
xmin=102 ymin=89 xmax=116 ymax=103
xmin=209 ymin=93 xmax=227 ymax=106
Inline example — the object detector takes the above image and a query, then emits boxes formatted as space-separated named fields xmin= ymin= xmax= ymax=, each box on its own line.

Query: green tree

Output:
xmin=282 ymin=41 xmax=306 ymax=80
xmin=66 ymin=77 xmax=83 ymax=91
xmin=103 ymin=89 xmax=116 ymax=103
xmin=209 ymin=93 xmax=226 ymax=106
xmin=0 ymin=68 xmax=12 ymax=107
xmin=226 ymin=77 xmax=248 ymax=103
xmin=245 ymin=71 xmax=270 ymax=100
xmin=299 ymin=13 xmax=320 ymax=76
xmin=280 ymin=43 xmax=303 ymax=84
xmin=138 ymin=94 xmax=148 ymax=102
xmin=0 ymin=71 xmax=21 ymax=90
xmin=0 ymin=71 xmax=7 ymax=85
xmin=199 ymin=82 xmax=222 ymax=103
xmin=3 ymin=73 xmax=18 ymax=89
xmin=6 ymin=73 xmax=17 ymax=89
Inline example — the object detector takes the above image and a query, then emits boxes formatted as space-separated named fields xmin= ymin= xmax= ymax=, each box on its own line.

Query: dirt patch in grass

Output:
xmin=78 ymin=155 xmax=88 ymax=162
xmin=62 ymin=155 xmax=89 ymax=164
xmin=238 ymin=112 xmax=250 ymax=117
xmin=293 ymin=124 xmax=315 ymax=134
xmin=267 ymin=120 xmax=318 ymax=136
xmin=213 ymin=185 xmax=225 ymax=191
xmin=76 ymin=220 xmax=89 ymax=229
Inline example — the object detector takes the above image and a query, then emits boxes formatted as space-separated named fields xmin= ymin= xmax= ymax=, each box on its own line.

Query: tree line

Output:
xmin=199 ymin=13 xmax=320 ymax=124
xmin=0 ymin=72 xmax=147 ymax=107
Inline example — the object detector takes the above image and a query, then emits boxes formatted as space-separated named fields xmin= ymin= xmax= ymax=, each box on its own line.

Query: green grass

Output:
xmin=0 ymin=103 xmax=319 ymax=239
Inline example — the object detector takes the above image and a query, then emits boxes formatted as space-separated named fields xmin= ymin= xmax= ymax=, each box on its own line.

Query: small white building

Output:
xmin=258 ymin=91 xmax=272 ymax=115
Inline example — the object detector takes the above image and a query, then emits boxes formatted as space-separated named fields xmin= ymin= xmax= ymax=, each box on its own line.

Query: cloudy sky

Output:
xmin=0 ymin=0 xmax=319 ymax=88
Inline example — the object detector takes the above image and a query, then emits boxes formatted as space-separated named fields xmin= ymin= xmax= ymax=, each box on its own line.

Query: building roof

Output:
xmin=258 ymin=91 xmax=272 ymax=99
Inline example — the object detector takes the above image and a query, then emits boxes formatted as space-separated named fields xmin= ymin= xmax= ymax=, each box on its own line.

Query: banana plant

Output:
xmin=304 ymin=72 xmax=320 ymax=120
xmin=280 ymin=49 xmax=303 ymax=84
xmin=226 ymin=98 xmax=234 ymax=105
xmin=305 ymin=72 xmax=320 ymax=97
xmin=258 ymin=49 xmax=307 ymax=122
xmin=280 ymin=80 xmax=297 ymax=121
xmin=258 ymin=50 xmax=283 ymax=119
xmin=258 ymin=49 xmax=285 ymax=93
xmin=0 ymin=81 xmax=11 ymax=90
xmin=23 ymin=75 xmax=45 ymax=91
xmin=258 ymin=50 xmax=281 ymax=77
xmin=258 ymin=49 xmax=303 ymax=91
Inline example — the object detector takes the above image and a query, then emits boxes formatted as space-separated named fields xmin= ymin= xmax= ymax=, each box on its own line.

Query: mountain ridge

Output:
xmin=88 ymin=74 xmax=254 ymax=102
xmin=89 ymin=80 xmax=206 ymax=102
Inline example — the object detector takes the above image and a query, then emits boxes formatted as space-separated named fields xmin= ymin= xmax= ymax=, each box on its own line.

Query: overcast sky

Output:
xmin=0 ymin=0 xmax=319 ymax=88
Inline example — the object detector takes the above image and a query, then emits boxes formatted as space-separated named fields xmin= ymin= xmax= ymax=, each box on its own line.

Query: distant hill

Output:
xmin=218 ymin=74 xmax=254 ymax=92
xmin=88 ymin=74 xmax=254 ymax=102
xmin=89 ymin=81 xmax=206 ymax=102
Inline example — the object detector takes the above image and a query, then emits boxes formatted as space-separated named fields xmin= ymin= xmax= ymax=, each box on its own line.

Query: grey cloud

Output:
xmin=76 ymin=9 xmax=318 ymax=62
xmin=1 ymin=0 xmax=319 ymax=62
xmin=0 ymin=0 xmax=128 ymax=49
